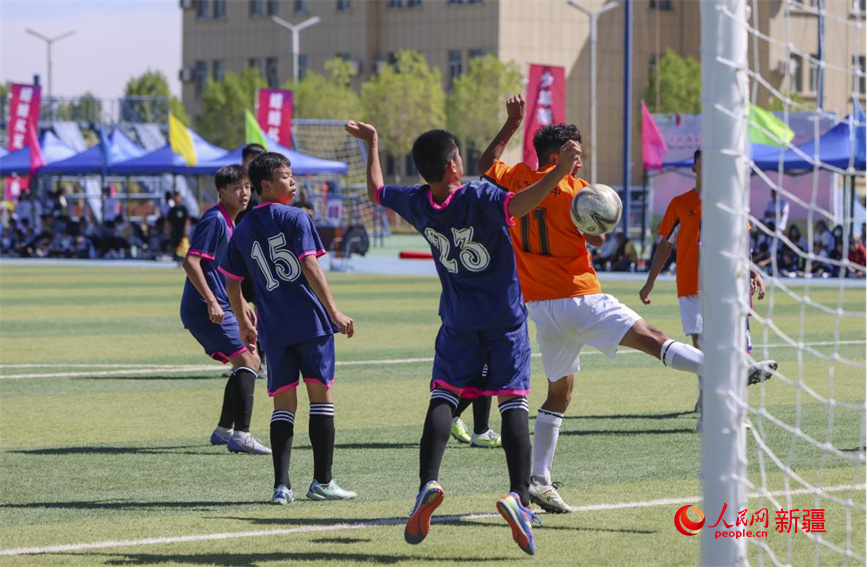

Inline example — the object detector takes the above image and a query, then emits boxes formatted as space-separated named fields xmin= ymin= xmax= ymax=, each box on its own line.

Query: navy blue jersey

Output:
xmin=180 ymin=204 xmax=233 ymax=324
xmin=378 ymin=180 xmax=526 ymax=330
xmin=219 ymin=202 xmax=337 ymax=349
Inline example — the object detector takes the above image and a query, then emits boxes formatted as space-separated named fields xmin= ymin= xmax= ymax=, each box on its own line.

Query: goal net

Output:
xmin=701 ymin=1 xmax=865 ymax=565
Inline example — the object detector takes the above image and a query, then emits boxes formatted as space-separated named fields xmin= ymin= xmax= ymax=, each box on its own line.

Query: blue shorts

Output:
xmin=184 ymin=312 xmax=247 ymax=364
xmin=431 ymin=321 xmax=531 ymax=399
xmin=266 ymin=334 xmax=335 ymax=396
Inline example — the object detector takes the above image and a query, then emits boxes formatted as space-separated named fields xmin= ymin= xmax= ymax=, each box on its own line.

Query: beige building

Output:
xmin=181 ymin=0 xmax=866 ymax=185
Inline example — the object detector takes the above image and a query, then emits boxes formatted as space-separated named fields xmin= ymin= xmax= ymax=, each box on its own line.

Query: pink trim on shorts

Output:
xmin=431 ymin=379 xmax=527 ymax=400
xmin=427 ymin=185 xmax=464 ymax=210
xmin=503 ymin=191 xmax=516 ymax=226
xmin=209 ymin=352 xmax=231 ymax=364
xmin=376 ymin=185 xmax=384 ymax=205
xmin=303 ymin=377 xmax=333 ymax=388
xmin=226 ymin=346 xmax=248 ymax=359
xmin=218 ymin=266 xmax=244 ymax=281
xmin=299 ymin=249 xmax=326 ymax=260
xmin=216 ymin=204 xmax=234 ymax=237
xmin=269 ymin=382 xmax=300 ymax=397
xmin=187 ymin=249 xmax=216 ymax=260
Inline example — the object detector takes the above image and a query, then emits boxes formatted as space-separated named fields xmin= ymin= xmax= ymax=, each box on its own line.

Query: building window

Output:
xmin=194 ymin=60 xmax=208 ymax=98
xmin=249 ymin=0 xmax=263 ymax=17
xmin=294 ymin=0 xmax=308 ymax=13
xmin=249 ymin=58 xmax=263 ymax=76
xmin=467 ymin=0 xmax=483 ymax=4
xmin=297 ymin=54 xmax=308 ymax=80
xmin=790 ymin=54 xmax=803 ymax=93
xmin=266 ymin=57 xmax=279 ymax=88
xmin=856 ymin=0 xmax=866 ymax=13
xmin=468 ymin=49 xmax=487 ymax=60
xmin=855 ymin=55 xmax=866 ymax=95
xmin=196 ymin=0 xmax=210 ymax=19
xmin=649 ymin=0 xmax=673 ymax=10
xmin=268 ymin=0 xmax=279 ymax=15
xmin=337 ymin=0 xmax=351 ymax=9
xmin=448 ymin=0 xmax=464 ymax=3
xmin=212 ymin=60 xmax=226 ymax=83
xmin=385 ymin=154 xmax=395 ymax=176
xmin=387 ymin=0 xmax=402 ymax=8
xmin=448 ymin=50 xmax=463 ymax=87
xmin=405 ymin=154 xmax=418 ymax=177
xmin=808 ymin=54 xmax=820 ymax=93
xmin=212 ymin=0 xmax=226 ymax=18
xmin=407 ymin=0 xmax=422 ymax=6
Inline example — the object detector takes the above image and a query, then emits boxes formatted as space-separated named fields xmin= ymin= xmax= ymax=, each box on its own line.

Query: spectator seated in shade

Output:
xmin=813 ymin=220 xmax=835 ymax=255
xmin=762 ymin=188 xmax=789 ymax=232
xmin=847 ymin=239 xmax=866 ymax=278
xmin=591 ymin=231 xmax=619 ymax=271
xmin=809 ymin=241 xmax=833 ymax=278
xmin=609 ymin=233 xmax=638 ymax=272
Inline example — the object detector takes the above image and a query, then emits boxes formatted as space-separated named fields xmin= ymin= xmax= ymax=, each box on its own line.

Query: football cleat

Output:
xmin=529 ymin=477 xmax=571 ymax=514
xmin=306 ymin=478 xmax=357 ymax=501
xmin=271 ymin=484 xmax=293 ymax=505
xmin=227 ymin=432 xmax=272 ymax=455
xmin=497 ymin=492 xmax=541 ymax=555
xmin=470 ymin=429 xmax=502 ymax=448
xmin=405 ymin=481 xmax=444 ymax=545
xmin=747 ymin=360 xmax=778 ymax=386
xmin=451 ymin=417 xmax=471 ymax=444
xmin=210 ymin=427 xmax=233 ymax=446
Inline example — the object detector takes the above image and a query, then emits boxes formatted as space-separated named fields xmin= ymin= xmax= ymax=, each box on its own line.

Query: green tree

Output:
xmin=362 ymin=50 xmax=446 ymax=173
xmin=55 ymin=91 xmax=102 ymax=123
xmin=283 ymin=57 xmax=363 ymax=120
xmin=194 ymin=67 xmax=267 ymax=148
xmin=644 ymin=49 xmax=701 ymax=114
xmin=447 ymin=55 xmax=523 ymax=152
xmin=123 ymin=69 xmax=190 ymax=125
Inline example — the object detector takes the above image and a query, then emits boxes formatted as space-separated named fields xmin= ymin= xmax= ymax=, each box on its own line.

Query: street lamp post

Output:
xmin=270 ymin=16 xmax=321 ymax=84
xmin=566 ymin=1 xmax=619 ymax=186
xmin=25 ymin=28 xmax=76 ymax=116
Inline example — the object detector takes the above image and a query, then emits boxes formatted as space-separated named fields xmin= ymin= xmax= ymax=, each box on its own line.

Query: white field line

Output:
xmin=0 ymin=484 xmax=862 ymax=557
xmin=0 ymin=340 xmax=864 ymax=380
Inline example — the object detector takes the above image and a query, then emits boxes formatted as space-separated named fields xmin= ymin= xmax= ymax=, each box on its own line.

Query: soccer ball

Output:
xmin=569 ymin=184 xmax=623 ymax=236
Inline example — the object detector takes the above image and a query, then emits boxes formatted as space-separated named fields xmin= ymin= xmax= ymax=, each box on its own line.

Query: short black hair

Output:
xmin=411 ymin=130 xmax=459 ymax=183
xmin=214 ymin=164 xmax=248 ymax=190
xmin=242 ymin=143 xmax=266 ymax=162
xmin=248 ymin=152 xmax=291 ymax=195
xmin=533 ymin=124 xmax=582 ymax=164
xmin=694 ymin=148 xmax=702 ymax=162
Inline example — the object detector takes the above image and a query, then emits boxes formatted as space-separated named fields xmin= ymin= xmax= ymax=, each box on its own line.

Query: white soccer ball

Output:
xmin=570 ymin=184 xmax=623 ymax=236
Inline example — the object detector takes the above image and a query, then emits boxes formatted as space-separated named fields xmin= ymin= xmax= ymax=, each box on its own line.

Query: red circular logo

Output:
xmin=674 ymin=505 xmax=705 ymax=536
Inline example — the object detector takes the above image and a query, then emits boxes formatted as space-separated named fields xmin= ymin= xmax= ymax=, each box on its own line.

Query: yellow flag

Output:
xmin=169 ymin=114 xmax=197 ymax=166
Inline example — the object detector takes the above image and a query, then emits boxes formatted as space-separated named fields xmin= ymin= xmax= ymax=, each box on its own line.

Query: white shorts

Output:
xmin=527 ymin=294 xmax=642 ymax=380
xmin=679 ymin=295 xmax=703 ymax=336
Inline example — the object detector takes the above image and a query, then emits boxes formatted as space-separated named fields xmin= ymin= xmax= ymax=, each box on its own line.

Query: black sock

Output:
xmin=419 ymin=389 xmax=458 ymax=491
xmin=472 ymin=396 xmax=492 ymax=434
xmin=499 ymin=397 xmax=531 ymax=506
xmin=309 ymin=403 xmax=335 ymax=485
xmin=217 ymin=372 xmax=236 ymax=429
xmin=271 ymin=410 xmax=294 ymax=488
xmin=454 ymin=398 xmax=472 ymax=418
xmin=233 ymin=366 xmax=257 ymax=433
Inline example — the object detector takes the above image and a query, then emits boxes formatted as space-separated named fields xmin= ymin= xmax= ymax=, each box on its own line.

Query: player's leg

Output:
xmin=469 ymin=366 xmax=501 ymax=448
xmin=223 ymin=313 xmax=269 ymax=455
xmin=451 ymin=397 xmax=472 ymax=444
xmin=270 ymin=386 xmax=297 ymax=505
xmin=529 ymin=374 xmax=574 ymax=513
xmin=299 ymin=335 xmax=355 ymax=501
xmin=211 ymin=370 xmax=236 ymax=445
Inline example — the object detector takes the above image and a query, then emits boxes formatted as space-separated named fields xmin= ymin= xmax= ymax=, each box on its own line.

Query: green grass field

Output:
xmin=0 ymin=264 xmax=864 ymax=566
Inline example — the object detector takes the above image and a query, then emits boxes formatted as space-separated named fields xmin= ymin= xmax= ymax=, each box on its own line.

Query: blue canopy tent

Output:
xmin=109 ymin=144 xmax=187 ymax=175
xmin=0 ymin=131 xmax=77 ymax=175
xmin=189 ymin=129 xmax=227 ymax=163
xmin=0 ymin=147 xmax=8 ymax=159
xmin=180 ymin=140 xmax=349 ymax=176
xmin=40 ymin=129 xmax=146 ymax=175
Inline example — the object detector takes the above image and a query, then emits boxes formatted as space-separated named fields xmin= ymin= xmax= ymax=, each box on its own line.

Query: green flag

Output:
xmin=245 ymin=109 xmax=269 ymax=150
xmin=749 ymin=103 xmax=794 ymax=148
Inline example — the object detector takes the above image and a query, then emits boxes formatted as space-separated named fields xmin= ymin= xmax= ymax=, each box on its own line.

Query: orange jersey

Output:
xmin=484 ymin=160 xmax=602 ymax=302
xmin=658 ymin=189 xmax=702 ymax=297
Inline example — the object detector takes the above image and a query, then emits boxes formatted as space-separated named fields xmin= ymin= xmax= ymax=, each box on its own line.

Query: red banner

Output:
xmin=522 ymin=65 xmax=566 ymax=169
xmin=257 ymin=89 xmax=293 ymax=148
xmin=5 ymin=83 xmax=42 ymax=201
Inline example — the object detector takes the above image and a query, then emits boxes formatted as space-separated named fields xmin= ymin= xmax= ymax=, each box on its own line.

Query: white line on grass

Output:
xmin=0 ymin=340 xmax=864 ymax=380
xmin=1 ymin=484 xmax=862 ymax=557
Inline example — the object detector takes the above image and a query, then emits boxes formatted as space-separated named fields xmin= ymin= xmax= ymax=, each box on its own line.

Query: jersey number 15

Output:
xmin=250 ymin=233 xmax=302 ymax=290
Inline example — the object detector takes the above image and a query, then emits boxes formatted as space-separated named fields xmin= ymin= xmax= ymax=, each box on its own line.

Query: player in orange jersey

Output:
xmin=479 ymin=97 xmax=776 ymax=514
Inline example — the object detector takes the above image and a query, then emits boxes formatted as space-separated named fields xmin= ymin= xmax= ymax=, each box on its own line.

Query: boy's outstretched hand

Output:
xmin=557 ymin=140 xmax=582 ymax=173
xmin=345 ymin=120 xmax=377 ymax=142
xmin=506 ymin=94 xmax=525 ymax=124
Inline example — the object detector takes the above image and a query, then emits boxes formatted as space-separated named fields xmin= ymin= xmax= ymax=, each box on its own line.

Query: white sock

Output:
xmin=661 ymin=339 xmax=703 ymax=375
xmin=216 ymin=425 xmax=232 ymax=434
xmin=533 ymin=409 xmax=564 ymax=484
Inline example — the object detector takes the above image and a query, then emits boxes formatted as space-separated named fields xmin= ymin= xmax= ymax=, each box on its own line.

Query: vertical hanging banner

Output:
xmin=523 ymin=64 xmax=566 ymax=169
xmin=257 ymin=89 xmax=293 ymax=148
xmin=5 ymin=83 xmax=42 ymax=201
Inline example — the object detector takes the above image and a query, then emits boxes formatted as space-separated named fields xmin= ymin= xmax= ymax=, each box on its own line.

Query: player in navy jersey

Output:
xmin=180 ymin=165 xmax=271 ymax=455
xmin=346 ymin=121 xmax=580 ymax=555
xmin=220 ymin=152 xmax=357 ymax=505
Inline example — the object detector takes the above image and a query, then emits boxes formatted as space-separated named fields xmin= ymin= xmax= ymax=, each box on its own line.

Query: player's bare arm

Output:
xmin=225 ymin=278 xmax=257 ymax=350
xmin=344 ymin=121 xmax=383 ymax=204
xmin=301 ymin=255 xmax=355 ymax=338
xmin=478 ymin=94 xmax=525 ymax=175
xmin=639 ymin=237 xmax=673 ymax=305
xmin=585 ymin=234 xmax=605 ymax=247
xmin=182 ymin=253 xmax=224 ymax=323
xmin=508 ymin=141 xmax=580 ymax=219
xmin=750 ymin=267 xmax=766 ymax=300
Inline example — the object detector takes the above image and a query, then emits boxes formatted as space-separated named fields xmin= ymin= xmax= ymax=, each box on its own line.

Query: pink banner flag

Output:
xmin=257 ymin=89 xmax=293 ymax=148
xmin=641 ymin=100 xmax=667 ymax=171
xmin=5 ymin=83 xmax=42 ymax=201
xmin=523 ymin=65 xmax=566 ymax=169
